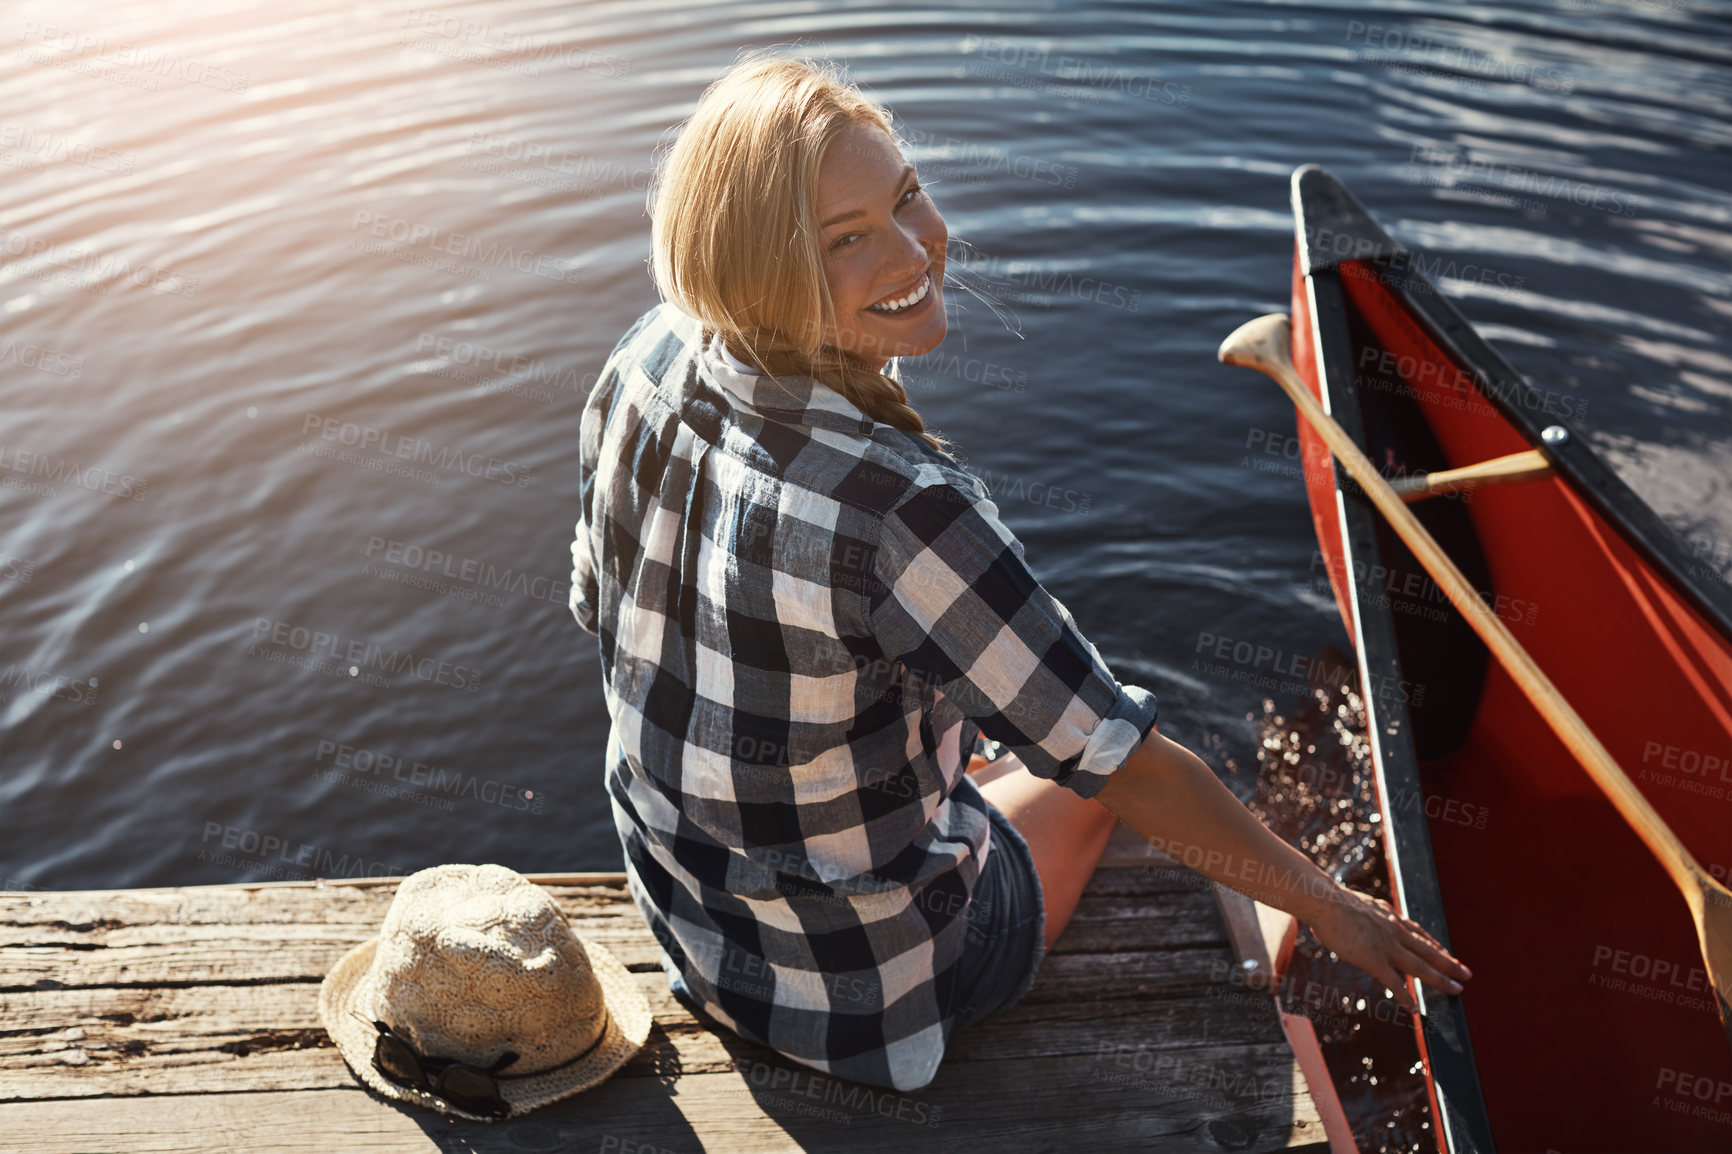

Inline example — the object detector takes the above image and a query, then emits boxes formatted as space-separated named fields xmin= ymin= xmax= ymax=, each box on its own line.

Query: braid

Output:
xmin=727 ymin=335 xmax=953 ymax=457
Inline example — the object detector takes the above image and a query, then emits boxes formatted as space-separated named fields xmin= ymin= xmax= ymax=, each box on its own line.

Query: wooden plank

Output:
xmin=0 ymin=828 xmax=1168 ymax=914
xmin=1209 ymin=888 xmax=1350 ymax=1152
xmin=0 ymin=1045 xmax=1331 ymax=1153
xmin=0 ymin=931 xmax=668 ymax=991
xmin=0 ymin=869 xmax=1200 ymax=932
xmin=0 ymin=884 xmax=658 ymax=990
xmin=945 ymin=992 xmax=1285 ymax=1061
xmin=1211 ymin=883 xmax=1298 ymax=991
xmin=0 ymin=978 xmax=691 ymax=1044
xmin=6 ymin=915 xmax=1229 ymax=992
xmin=1081 ymin=864 xmax=1218 ymax=898
xmin=1 ymin=867 xmax=1220 ymax=991
xmin=0 ymin=864 xmax=1196 ymax=931
xmin=1021 ymin=946 xmax=1237 ymax=1003
xmin=0 ymin=973 xmax=738 ymax=1099
xmin=0 ymin=979 xmax=1283 ymax=1063
xmin=1054 ymin=888 xmax=1229 ymax=955
xmin=1100 ymin=820 xmax=1181 ymax=869
xmin=0 ymin=969 xmax=1287 ymax=1099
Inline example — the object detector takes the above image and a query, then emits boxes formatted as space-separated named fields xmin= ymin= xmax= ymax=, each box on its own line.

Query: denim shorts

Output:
xmin=949 ymin=799 xmax=1047 ymax=1029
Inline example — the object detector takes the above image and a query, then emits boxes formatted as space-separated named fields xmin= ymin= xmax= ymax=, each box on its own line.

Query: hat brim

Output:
xmin=318 ymin=934 xmax=652 ymax=1123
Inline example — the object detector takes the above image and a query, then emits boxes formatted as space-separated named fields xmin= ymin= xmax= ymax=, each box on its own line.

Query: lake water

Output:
xmin=2 ymin=0 xmax=1728 ymax=894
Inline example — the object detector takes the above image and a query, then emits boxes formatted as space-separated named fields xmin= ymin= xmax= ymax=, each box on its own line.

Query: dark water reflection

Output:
xmin=1 ymin=0 xmax=1727 ymax=923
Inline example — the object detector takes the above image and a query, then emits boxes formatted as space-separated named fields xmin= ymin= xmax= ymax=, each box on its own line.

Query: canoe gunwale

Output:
xmin=1295 ymin=258 xmax=1498 ymax=1154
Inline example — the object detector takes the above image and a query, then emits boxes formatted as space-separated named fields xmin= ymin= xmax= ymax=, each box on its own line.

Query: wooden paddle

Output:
xmin=1218 ymin=312 xmax=1732 ymax=1051
xmin=1388 ymin=448 xmax=1552 ymax=502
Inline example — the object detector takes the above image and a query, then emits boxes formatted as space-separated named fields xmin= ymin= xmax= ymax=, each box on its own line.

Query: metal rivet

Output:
xmin=1541 ymin=425 xmax=1569 ymax=446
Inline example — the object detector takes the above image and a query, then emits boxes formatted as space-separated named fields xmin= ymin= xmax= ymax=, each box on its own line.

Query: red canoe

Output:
xmin=1285 ymin=164 xmax=1732 ymax=1152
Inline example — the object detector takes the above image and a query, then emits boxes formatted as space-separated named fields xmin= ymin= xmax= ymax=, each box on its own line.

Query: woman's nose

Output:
xmin=889 ymin=219 xmax=935 ymax=272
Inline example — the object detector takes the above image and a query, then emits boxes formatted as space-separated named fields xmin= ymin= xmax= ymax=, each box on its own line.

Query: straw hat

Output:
xmin=318 ymin=863 xmax=651 ymax=1122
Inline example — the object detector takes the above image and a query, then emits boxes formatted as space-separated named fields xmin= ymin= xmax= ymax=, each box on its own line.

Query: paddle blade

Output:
xmin=1701 ymin=883 xmax=1732 ymax=1057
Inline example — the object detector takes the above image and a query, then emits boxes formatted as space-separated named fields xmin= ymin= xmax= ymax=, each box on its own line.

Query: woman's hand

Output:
xmin=1300 ymin=884 xmax=1472 ymax=1011
xmin=1091 ymin=728 xmax=1475 ymax=1011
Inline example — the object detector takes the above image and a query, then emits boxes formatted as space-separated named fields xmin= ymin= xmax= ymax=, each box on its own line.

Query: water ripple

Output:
xmin=0 ymin=0 xmax=1725 ymax=891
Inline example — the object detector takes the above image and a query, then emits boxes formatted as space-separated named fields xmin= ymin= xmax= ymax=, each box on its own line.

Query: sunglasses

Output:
xmin=349 ymin=1005 xmax=614 ymax=1120
xmin=352 ymin=1011 xmax=519 ymax=1119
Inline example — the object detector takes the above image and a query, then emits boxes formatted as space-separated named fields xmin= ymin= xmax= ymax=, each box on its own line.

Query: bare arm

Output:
xmin=1094 ymin=727 xmax=1472 ymax=1010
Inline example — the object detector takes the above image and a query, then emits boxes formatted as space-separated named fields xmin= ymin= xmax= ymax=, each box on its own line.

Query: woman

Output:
xmin=569 ymin=52 xmax=1470 ymax=1093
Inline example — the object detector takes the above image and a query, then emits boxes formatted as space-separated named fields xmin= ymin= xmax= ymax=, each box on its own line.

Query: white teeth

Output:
xmin=867 ymin=273 xmax=931 ymax=313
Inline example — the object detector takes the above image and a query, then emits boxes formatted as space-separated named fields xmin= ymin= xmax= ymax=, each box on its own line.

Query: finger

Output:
xmin=1395 ymin=914 xmax=1444 ymax=951
xmin=1373 ymin=904 xmax=1455 ymax=960
xmin=1406 ymin=928 xmax=1461 ymax=977
xmin=1393 ymin=918 xmax=1454 ymax=961
xmin=1399 ymin=926 xmax=1470 ymax=979
xmin=1394 ymin=943 xmax=1464 ymax=995
xmin=1381 ymin=903 xmax=1440 ymax=940
xmin=1372 ymin=962 xmax=1415 ymax=1010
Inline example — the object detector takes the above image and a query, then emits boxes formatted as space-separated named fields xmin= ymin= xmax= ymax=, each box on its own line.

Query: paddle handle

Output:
xmin=1244 ymin=317 xmax=1715 ymax=914
xmin=1388 ymin=448 xmax=1552 ymax=502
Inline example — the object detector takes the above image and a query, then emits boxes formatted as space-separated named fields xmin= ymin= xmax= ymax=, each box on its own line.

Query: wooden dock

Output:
xmin=0 ymin=823 xmax=1334 ymax=1153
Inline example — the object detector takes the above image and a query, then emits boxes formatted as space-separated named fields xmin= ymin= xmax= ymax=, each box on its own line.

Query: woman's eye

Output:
xmin=827 ymin=187 xmax=921 ymax=252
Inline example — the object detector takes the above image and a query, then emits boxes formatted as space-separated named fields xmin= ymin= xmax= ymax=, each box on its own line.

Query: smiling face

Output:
xmin=815 ymin=121 xmax=948 ymax=371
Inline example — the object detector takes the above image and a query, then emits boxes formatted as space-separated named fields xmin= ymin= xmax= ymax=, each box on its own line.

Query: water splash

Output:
xmin=1233 ymin=645 xmax=1433 ymax=1154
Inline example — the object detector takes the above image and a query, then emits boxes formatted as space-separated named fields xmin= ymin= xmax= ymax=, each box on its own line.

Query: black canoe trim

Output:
xmin=1293 ymin=165 xmax=1405 ymax=277
xmin=1301 ymin=264 xmax=1498 ymax=1154
xmin=1292 ymin=163 xmax=1732 ymax=645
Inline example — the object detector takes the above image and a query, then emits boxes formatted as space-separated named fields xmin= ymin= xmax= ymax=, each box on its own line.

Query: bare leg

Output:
xmin=974 ymin=754 xmax=1117 ymax=953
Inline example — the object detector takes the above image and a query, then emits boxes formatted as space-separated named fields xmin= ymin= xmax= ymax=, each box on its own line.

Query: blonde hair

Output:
xmin=649 ymin=52 xmax=950 ymax=455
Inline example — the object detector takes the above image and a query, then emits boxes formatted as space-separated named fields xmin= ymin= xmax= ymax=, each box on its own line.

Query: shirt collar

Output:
xmin=701 ymin=332 xmax=878 ymax=437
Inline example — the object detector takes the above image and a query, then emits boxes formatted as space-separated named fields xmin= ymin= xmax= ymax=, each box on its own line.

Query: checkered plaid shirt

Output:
xmin=569 ymin=302 xmax=1158 ymax=1090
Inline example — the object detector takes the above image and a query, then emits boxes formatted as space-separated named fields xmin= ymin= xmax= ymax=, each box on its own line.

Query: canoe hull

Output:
xmin=1288 ymin=165 xmax=1732 ymax=1152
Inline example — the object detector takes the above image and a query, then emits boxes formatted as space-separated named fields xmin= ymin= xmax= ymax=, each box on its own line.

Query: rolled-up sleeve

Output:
xmin=867 ymin=479 xmax=1158 ymax=799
